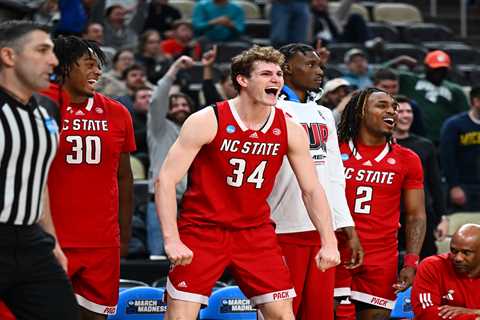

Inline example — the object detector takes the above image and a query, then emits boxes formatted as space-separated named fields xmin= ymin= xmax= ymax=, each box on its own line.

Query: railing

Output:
xmin=429 ymin=0 xmax=468 ymax=38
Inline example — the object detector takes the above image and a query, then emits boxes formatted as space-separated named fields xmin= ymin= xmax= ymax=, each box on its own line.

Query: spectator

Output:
xmin=146 ymin=56 xmax=194 ymax=257
xmin=341 ymin=48 xmax=372 ymax=89
xmin=136 ymin=29 xmax=171 ymax=83
xmin=96 ymin=48 xmax=134 ymax=97
xmin=311 ymin=0 xmax=371 ymax=45
xmin=54 ymin=0 xmax=88 ymax=36
xmin=373 ymin=68 xmax=425 ymax=136
xmin=32 ymin=0 xmax=59 ymax=27
xmin=115 ymin=64 xmax=151 ymax=112
xmin=440 ymin=86 xmax=480 ymax=212
xmin=398 ymin=50 xmax=469 ymax=143
xmin=393 ymin=95 xmax=446 ymax=259
xmin=161 ymin=20 xmax=201 ymax=60
xmin=192 ymin=0 xmax=246 ymax=45
xmin=201 ymin=45 xmax=237 ymax=106
xmin=82 ymin=22 xmax=116 ymax=66
xmin=143 ymin=0 xmax=181 ymax=37
xmin=90 ymin=0 xmax=148 ymax=50
xmin=270 ymin=0 xmax=311 ymax=48
xmin=411 ymin=224 xmax=480 ymax=320
xmin=321 ymin=77 xmax=350 ymax=110
xmin=132 ymin=86 xmax=153 ymax=168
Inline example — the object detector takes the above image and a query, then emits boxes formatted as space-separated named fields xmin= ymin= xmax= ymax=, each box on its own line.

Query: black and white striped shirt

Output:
xmin=0 ymin=89 xmax=58 ymax=226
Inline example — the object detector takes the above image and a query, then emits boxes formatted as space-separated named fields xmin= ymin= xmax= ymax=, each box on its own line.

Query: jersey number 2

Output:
xmin=66 ymin=135 xmax=101 ymax=164
xmin=227 ymin=158 xmax=267 ymax=189
xmin=354 ymin=186 xmax=372 ymax=214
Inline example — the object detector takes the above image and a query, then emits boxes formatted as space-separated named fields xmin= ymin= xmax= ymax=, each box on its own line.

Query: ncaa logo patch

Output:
xmin=226 ymin=125 xmax=236 ymax=134
xmin=341 ymin=153 xmax=349 ymax=161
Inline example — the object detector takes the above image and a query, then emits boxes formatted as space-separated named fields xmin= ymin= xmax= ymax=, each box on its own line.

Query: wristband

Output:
xmin=404 ymin=253 xmax=420 ymax=269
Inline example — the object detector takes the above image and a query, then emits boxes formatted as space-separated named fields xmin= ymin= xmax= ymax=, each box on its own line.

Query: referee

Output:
xmin=0 ymin=21 xmax=79 ymax=319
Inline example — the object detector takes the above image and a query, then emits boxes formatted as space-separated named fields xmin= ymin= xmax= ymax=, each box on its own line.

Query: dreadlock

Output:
xmin=53 ymin=36 xmax=106 ymax=83
xmin=337 ymin=87 xmax=394 ymax=155
xmin=278 ymin=43 xmax=315 ymax=64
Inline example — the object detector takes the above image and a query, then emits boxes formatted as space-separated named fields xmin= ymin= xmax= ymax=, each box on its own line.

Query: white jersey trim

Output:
xmin=228 ymin=99 xmax=275 ymax=133
xmin=333 ymin=287 xmax=351 ymax=297
xmin=261 ymin=106 xmax=275 ymax=133
xmin=249 ymin=288 xmax=296 ymax=306
xmin=348 ymin=139 xmax=390 ymax=163
xmin=85 ymin=97 xmax=94 ymax=111
xmin=166 ymin=277 xmax=209 ymax=305
xmin=350 ymin=290 xmax=395 ymax=310
xmin=75 ymin=293 xmax=117 ymax=315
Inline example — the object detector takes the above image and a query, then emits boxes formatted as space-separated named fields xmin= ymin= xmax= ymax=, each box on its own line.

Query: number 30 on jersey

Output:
xmin=65 ymin=135 xmax=102 ymax=164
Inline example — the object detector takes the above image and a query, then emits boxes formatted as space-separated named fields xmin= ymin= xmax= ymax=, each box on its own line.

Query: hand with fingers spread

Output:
xmin=316 ymin=244 xmax=341 ymax=272
xmin=165 ymin=238 xmax=194 ymax=266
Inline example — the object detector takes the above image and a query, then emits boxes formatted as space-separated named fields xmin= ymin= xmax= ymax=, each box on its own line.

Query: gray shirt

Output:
xmin=147 ymin=75 xmax=187 ymax=199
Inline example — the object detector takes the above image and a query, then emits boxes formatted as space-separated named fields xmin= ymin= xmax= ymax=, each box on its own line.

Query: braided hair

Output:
xmin=337 ymin=87 xmax=394 ymax=155
xmin=53 ymin=36 xmax=106 ymax=83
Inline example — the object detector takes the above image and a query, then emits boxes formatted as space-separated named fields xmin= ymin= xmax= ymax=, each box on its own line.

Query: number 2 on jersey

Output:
xmin=354 ymin=186 xmax=373 ymax=214
xmin=66 ymin=135 xmax=101 ymax=164
xmin=227 ymin=158 xmax=267 ymax=189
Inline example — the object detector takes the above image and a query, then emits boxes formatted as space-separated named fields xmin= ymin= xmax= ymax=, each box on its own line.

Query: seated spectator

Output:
xmin=192 ymin=0 xmax=246 ymax=46
xmin=440 ymin=86 xmax=480 ymax=212
xmin=96 ymin=48 xmax=135 ymax=97
xmin=201 ymin=45 xmax=237 ymax=106
xmin=311 ymin=0 xmax=371 ymax=45
xmin=146 ymin=56 xmax=194 ymax=257
xmin=90 ymin=0 xmax=148 ymax=50
xmin=398 ymin=50 xmax=469 ymax=143
xmin=393 ymin=95 xmax=446 ymax=259
xmin=136 ymin=29 xmax=172 ymax=83
xmin=411 ymin=224 xmax=480 ymax=320
xmin=269 ymin=0 xmax=311 ymax=48
xmin=115 ymin=64 xmax=152 ymax=112
xmin=161 ymin=20 xmax=201 ymax=60
xmin=372 ymin=68 xmax=425 ymax=136
xmin=341 ymin=48 xmax=372 ymax=89
xmin=132 ymin=86 xmax=153 ymax=167
xmin=143 ymin=0 xmax=181 ymax=37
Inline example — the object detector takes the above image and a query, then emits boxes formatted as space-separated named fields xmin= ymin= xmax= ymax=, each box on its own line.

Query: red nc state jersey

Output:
xmin=48 ymin=93 xmax=136 ymax=248
xmin=180 ymin=100 xmax=288 ymax=229
xmin=340 ymin=140 xmax=423 ymax=250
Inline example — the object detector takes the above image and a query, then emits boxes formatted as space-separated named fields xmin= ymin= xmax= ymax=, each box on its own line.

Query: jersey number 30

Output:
xmin=354 ymin=186 xmax=373 ymax=214
xmin=66 ymin=135 xmax=101 ymax=164
xmin=227 ymin=158 xmax=267 ymax=189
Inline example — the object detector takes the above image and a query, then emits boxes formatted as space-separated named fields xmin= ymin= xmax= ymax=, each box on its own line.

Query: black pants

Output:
xmin=0 ymin=224 xmax=79 ymax=320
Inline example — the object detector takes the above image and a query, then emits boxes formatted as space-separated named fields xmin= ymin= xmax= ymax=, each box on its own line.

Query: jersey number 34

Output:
xmin=227 ymin=158 xmax=267 ymax=189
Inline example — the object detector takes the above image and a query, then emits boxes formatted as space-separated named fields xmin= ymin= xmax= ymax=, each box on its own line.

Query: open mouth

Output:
xmin=265 ymin=87 xmax=278 ymax=97
xmin=383 ymin=117 xmax=395 ymax=126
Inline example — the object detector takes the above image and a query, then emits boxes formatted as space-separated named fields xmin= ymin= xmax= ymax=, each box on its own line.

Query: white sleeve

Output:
xmin=323 ymin=107 xmax=354 ymax=230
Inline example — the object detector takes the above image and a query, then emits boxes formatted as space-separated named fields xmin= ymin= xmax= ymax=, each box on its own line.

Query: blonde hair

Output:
xmin=230 ymin=45 xmax=284 ymax=92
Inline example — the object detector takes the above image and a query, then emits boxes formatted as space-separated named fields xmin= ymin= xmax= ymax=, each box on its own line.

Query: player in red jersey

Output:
xmin=47 ymin=37 xmax=135 ymax=319
xmin=334 ymin=87 xmax=427 ymax=319
xmin=412 ymin=223 xmax=480 ymax=320
xmin=155 ymin=46 xmax=340 ymax=320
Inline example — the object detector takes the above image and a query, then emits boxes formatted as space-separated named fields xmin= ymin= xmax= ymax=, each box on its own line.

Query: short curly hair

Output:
xmin=230 ymin=45 xmax=284 ymax=93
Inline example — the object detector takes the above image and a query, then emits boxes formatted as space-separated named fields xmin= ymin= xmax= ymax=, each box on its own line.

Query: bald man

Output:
xmin=412 ymin=224 xmax=480 ymax=320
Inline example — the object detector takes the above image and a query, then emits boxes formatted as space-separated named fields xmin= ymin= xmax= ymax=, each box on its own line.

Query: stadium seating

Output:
xmin=328 ymin=2 xmax=370 ymax=21
xmin=199 ymin=286 xmax=257 ymax=319
xmin=381 ymin=43 xmax=428 ymax=63
xmin=245 ymin=19 xmax=270 ymax=40
xmin=390 ymin=287 xmax=414 ymax=319
xmin=108 ymin=287 xmax=167 ymax=320
xmin=373 ymin=3 xmax=422 ymax=25
xmin=216 ymin=42 xmax=252 ymax=64
xmin=326 ymin=43 xmax=366 ymax=64
xmin=402 ymin=23 xmax=453 ymax=44
xmin=169 ymin=0 xmax=195 ymax=18
xmin=441 ymin=44 xmax=480 ymax=66
xmin=367 ymin=22 xmax=400 ymax=43
xmin=234 ymin=0 xmax=261 ymax=19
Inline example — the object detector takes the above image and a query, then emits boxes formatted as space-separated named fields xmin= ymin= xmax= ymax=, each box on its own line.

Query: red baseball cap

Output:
xmin=424 ymin=50 xmax=451 ymax=69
